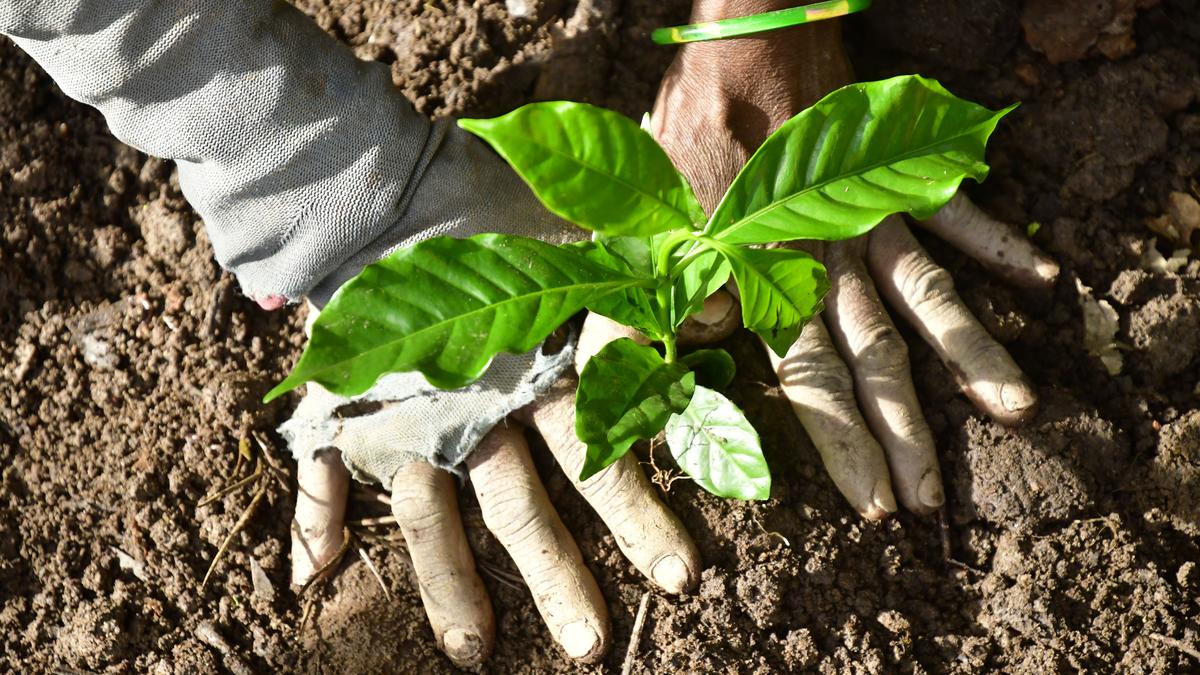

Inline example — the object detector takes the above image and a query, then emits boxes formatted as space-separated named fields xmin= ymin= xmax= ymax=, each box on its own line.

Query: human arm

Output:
xmin=649 ymin=0 xmax=1059 ymax=516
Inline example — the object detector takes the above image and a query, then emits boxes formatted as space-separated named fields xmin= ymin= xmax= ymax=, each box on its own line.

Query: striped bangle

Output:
xmin=651 ymin=0 xmax=871 ymax=45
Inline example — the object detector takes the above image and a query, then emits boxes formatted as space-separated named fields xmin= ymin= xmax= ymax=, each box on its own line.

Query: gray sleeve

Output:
xmin=1 ymin=0 xmax=573 ymax=305
xmin=4 ymin=1 xmax=584 ymax=480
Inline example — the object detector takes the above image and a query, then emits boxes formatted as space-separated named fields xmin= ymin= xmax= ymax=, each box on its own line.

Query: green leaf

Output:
xmin=681 ymin=349 xmax=736 ymax=389
xmin=665 ymin=385 xmax=770 ymax=500
xmin=576 ymin=339 xmax=696 ymax=481
xmin=265 ymin=234 xmax=644 ymax=401
xmin=671 ymin=248 xmax=731 ymax=328
xmin=713 ymin=243 xmax=829 ymax=357
xmin=460 ymin=102 xmax=704 ymax=237
xmin=707 ymin=75 xmax=1016 ymax=245
xmin=574 ymin=240 xmax=664 ymax=340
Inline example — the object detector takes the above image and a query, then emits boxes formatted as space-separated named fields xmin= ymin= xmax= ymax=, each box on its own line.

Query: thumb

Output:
xmin=677 ymin=289 xmax=740 ymax=346
xmin=575 ymin=288 xmax=742 ymax=373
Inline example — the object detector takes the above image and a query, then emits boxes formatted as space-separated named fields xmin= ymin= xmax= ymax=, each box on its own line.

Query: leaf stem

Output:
xmin=652 ymin=231 xmax=696 ymax=362
xmin=663 ymin=333 xmax=678 ymax=363
xmin=655 ymin=231 xmax=695 ymax=278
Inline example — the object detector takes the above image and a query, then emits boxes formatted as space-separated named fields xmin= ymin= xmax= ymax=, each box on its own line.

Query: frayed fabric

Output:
xmin=278 ymin=333 xmax=575 ymax=486
xmin=4 ymin=1 xmax=584 ymax=479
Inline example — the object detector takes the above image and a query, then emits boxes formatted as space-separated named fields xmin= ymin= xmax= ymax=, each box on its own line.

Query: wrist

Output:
xmin=689 ymin=0 xmax=805 ymax=22
xmin=682 ymin=1 xmax=848 ymax=60
xmin=673 ymin=7 xmax=852 ymax=106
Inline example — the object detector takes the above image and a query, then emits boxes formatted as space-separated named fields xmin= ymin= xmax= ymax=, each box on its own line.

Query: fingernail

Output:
xmin=255 ymin=294 xmax=288 ymax=311
xmin=694 ymin=291 xmax=733 ymax=326
xmin=1035 ymin=258 xmax=1061 ymax=284
xmin=862 ymin=480 xmax=897 ymax=520
xmin=918 ymin=470 xmax=945 ymax=510
xmin=560 ymin=621 xmax=600 ymax=659
xmin=442 ymin=628 xmax=484 ymax=665
xmin=999 ymin=382 xmax=1036 ymax=414
xmin=650 ymin=554 xmax=692 ymax=595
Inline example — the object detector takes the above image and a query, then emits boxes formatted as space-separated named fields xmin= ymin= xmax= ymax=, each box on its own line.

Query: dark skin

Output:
xmin=653 ymin=2 xmax=854 ymax=213
xmin=648 ymin=0 xmax=1058 ymax=517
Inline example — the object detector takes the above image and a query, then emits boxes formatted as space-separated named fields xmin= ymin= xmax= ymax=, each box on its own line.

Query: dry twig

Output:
xmin=1149 ymin=632 xmax=1200 ymax=661
xmin=356 ymin=545 xmax=392 ymax=601
xmin=620 ymin=591 xmax=652 ymax=675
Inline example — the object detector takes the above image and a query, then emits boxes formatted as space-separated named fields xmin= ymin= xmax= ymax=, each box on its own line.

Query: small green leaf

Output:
xmin=713 ymin=243 xmax=829 ymax=357
xmin=460 ymin=102 xmax=704 ymax=237
xmin=576 ymin=339 xmax=696 ymax=481
xmin=671 ymin=248 xmax=731 ymax=328
xmin=265 ymin=234 xmax=644 ymax=401
xmin=681 ymin=349 xmax=736 ymax=389
xmin=666 ymin=385 xmax=770 ymax=500
xmin=708 ymin=75 xmax=1016 ymax=245
xmin=574 ymin=240 xmax=663 ymax=339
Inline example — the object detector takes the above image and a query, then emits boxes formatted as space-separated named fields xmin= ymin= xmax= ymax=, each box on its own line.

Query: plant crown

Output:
xmin=266 ymin=75 xmax=1014 ymax=500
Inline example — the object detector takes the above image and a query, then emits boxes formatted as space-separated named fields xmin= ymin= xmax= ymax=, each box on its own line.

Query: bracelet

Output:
xmin=651 ymin=0 xmax=871 ymax=45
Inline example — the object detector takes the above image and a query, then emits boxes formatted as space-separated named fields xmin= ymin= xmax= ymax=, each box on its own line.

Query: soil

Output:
xmin=2 ymin=0 xmax=1199 ymax=673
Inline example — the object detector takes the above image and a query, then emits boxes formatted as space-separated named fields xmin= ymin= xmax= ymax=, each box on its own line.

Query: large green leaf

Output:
xmin=265 ymin=234 xmax=644 ymax=401
xmin=460 ymin=102 xmax=704 ymax=237
xmin=666 ymin=385 xmax=770 ymax=500
xmin=574 ymin=239 xmax=664 ymax=340
xmin=707 ymin=75 xmax=1016 ymax=245
xmin=713 ymin=243 xmax=829 ymax=357
xmin=576 ymin=339 xmax=695 ymax=481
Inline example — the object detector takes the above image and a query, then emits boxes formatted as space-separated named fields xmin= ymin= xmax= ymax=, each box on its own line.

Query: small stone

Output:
xmin=12 ymin=341 xmax=36 ymax=382
xmin=1178 ymin=561 xmax=1196 ymax=588
xmin=505 ymin=0 xmax=531 ymax=18
xmin=250 ymin=557 xmax=275 ymax=602
xmin=877 ymin=610 xmax=911 ymax=635
xmin=81 ymin=334 xmax=117 ymax=370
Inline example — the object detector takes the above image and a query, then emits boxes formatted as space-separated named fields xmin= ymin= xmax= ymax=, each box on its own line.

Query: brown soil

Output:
xmin=2 ymin=0 xmax=1199 ymax=672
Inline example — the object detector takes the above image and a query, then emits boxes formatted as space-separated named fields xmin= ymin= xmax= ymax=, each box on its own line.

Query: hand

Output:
xmin=649 ymin=4 xmax=1060 ymax=517
xmin=282 ymin=117 xmax=710 ymax=662
xmin=287 ymin=325 xmax=702 ymax=670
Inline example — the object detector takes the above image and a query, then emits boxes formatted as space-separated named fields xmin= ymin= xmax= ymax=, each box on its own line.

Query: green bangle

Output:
xmin=651 ymin=0 xmax=871 ymax=45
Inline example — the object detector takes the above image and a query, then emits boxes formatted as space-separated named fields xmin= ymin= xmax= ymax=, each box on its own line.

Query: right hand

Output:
xmin=649 ymin=3 xmax=1058 ymax=517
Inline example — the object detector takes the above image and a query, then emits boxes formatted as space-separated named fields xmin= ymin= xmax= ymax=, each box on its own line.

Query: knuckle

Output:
xmin=777 ymin=351 xmax=855 ymax=397
xmin=904 ymin=263 xmax=956 ymax=314
xmin=855 ymin=325 xmax=910 ymax=378
xmin=398 ymin=507 xmax=452 ymax=542
xmin=479 ymin=483 xmax=545 ymax=546
xmin=578 ymin=456 xmax=637 ymax=506
xmin=391 ymin=468 xmax=448 ymax=524
xmin=417 ymin=563 xmax=473 ymax=600
xmin=890 ymin=409 xmax=933 ymax=444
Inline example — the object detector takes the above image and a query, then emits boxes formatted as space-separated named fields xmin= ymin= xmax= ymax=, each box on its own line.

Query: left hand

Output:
xmin=650 ymin=1 xmax=1060 ymax=517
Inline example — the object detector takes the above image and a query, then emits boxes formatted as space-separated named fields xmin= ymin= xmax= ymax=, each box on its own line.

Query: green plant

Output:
xmin=265 ymin=75 xmax=1014 ymax=500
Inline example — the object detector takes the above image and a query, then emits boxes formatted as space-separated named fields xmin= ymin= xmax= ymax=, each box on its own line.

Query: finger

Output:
xmin=915 ymin=192 xmax=1060 ymax=291
xmin=677 ymin=289 xmax=740 ymax=346
xmin=467 ymin=424 xmax=610 ymax=662
xmin=768 ymin=315 xmax=897 ymax=520
xmin=291 ymin=450 xmax=350 ymax=587
xmin=524 ymin=375 xmax=700 ymax=595
xmin=575 ymin=313 xmax=647 ymax=374
xmin=390 ymin=462 xmax=494 ymax=668
xmin=822 ymin=241 xmax=944 ymax=515
xmin=868 ymin=217 xmax=1038 ymax=426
